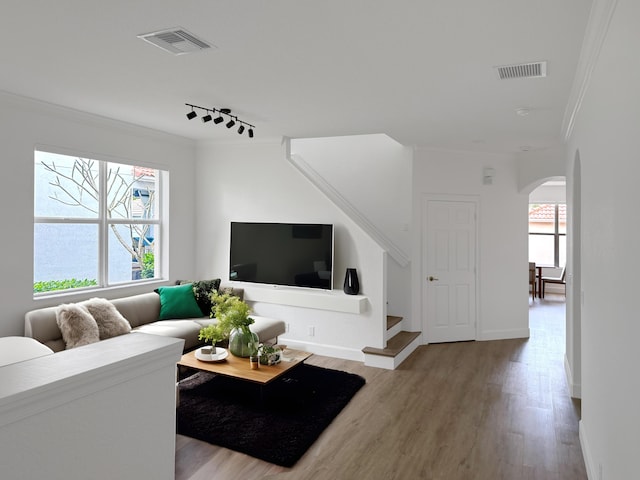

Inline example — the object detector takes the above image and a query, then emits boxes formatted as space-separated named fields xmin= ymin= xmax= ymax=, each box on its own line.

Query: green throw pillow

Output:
xmin=155 ymin=283 xmax=203 ymax=320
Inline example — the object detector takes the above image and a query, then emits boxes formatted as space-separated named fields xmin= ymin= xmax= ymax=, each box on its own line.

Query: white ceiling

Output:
xmin=0 ymin=1 xmax=592 ymax=153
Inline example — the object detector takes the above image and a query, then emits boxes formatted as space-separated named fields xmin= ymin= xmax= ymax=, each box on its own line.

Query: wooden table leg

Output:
xmin=537 ymin=266 xmax=543 ymax=298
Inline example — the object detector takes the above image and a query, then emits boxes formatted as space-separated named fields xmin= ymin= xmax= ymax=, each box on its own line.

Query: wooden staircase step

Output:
xmin=362 ymin=331 xmax=420 ymax=357
xmin=386 ymin=315 xmax=402 ymax=331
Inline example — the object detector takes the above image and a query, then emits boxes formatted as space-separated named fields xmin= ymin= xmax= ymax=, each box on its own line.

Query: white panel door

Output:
xmin=423 ymin=198 xmax=477 ymax=343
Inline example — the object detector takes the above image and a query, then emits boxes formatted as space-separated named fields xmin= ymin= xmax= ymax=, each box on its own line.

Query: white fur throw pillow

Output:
xmin=81 ymin=298 xmax=131 ymax=340
xmin=56 ymin=303 xmax=100 ymax=349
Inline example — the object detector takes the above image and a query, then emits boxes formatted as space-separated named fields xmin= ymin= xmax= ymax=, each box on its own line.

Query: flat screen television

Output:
xmin=229 ymin=222 xmax=334 ymax=290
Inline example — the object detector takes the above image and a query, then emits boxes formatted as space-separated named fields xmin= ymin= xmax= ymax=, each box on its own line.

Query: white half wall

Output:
xmin=412 ymin=148 xmax=529 ymax=341
xmin=0 ymin=92 xmax=198 ymax=338
xmin=194 ymin=140 xmax=387 ymax=359
xmin=0 ymin=334 xmax=183 ymax=480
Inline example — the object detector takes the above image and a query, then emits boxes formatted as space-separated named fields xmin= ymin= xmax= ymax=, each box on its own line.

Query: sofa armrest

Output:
xmin=24 ymin=306 xmax=65 ymax=352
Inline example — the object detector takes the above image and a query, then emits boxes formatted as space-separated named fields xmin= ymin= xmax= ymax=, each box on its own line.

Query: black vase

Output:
xmin=343 ymin=268 xmax=360 ymax=295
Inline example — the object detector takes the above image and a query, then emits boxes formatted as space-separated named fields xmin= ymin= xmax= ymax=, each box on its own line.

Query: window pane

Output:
xmin=107 ymin=163 xmax=159 ymax=220
xmin=108 ymin=224 xmax=157 ymax=283
xmin=528 ymin=204 xmax=555 ymax=233
xmin=35 ymin=152 xmax=99 ymax=218
xmin=559 ymin=235 xmax=567 ymax=267
xmin=529 ymin=234 xmax=555 ymax=266
xmin=34 ymin=224 xmax=98 ymax=292
xmin=558 ymin=203 xmax=567 ymax=234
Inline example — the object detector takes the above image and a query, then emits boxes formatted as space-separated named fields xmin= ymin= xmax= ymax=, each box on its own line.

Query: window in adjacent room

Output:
xmin=34 ymin=150 xmax=165 ymax=295
xmin=528 ymin=203 xmax=566 ymax=267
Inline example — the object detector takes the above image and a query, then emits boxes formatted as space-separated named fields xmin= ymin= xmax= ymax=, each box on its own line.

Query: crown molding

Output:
xmin=562 ymin=0 xmax=619 ymax=141
xmin=0 ymin=90 xmax=194 ymax=147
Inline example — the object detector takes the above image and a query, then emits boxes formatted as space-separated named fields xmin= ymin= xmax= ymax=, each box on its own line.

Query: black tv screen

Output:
xmin=229 ymin=222 xmax=334 ymax=290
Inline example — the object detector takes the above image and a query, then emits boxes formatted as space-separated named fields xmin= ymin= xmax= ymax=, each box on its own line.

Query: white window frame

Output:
xmin=34 ymin=148 xmax=166 ymax=296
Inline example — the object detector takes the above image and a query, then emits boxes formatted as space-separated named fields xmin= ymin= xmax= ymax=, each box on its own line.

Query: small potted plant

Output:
xmin=258 ymin=343 xmax=282 ymax=365
xmin=198 ymin=319 xmax=226 ymax=347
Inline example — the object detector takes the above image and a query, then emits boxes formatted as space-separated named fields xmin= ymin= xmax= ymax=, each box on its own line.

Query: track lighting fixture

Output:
xmin=185 ymin=103 xmax=255 ymax=138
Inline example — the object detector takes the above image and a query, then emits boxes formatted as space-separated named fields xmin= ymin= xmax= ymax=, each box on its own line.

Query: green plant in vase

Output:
xmin=198 ymin=291 xmax=258 ymax=357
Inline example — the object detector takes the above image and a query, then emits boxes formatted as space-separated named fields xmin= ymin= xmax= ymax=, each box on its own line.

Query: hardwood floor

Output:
xmin=175 ymin=295 xmax=586 ymax=479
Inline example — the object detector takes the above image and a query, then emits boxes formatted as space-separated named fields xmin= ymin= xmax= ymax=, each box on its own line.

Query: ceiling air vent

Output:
xmin=495 ymin=61 xmax=547 ymax=80
xmin=137 ymin=28 xmax=213 ymax=55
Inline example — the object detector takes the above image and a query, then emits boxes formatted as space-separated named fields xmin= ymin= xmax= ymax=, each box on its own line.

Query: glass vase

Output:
xmin=228 ymin=327 xmax=259 ymax=358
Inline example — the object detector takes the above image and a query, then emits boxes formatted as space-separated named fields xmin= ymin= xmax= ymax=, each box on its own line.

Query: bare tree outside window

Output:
xmin=42 ymin=158 xmax=154 ymax=266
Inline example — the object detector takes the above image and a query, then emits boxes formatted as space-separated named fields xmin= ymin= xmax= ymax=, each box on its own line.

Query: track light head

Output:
xmin=213 ymin=115 xmax=224 ymax=124
xmin=186 ymin=110 xmax=197 ymax=120
xmin=226 ymin=119 xmax=236 ymax=128
xmin=248 ymin=128 xmax=254 ymax=138
xmin=201 ymin=113 xmax=212 ymax=123
xmin=238 ymin=124 xmax=245 ymax=135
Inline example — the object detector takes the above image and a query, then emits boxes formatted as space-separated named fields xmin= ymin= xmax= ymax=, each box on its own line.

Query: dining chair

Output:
xmin=541 ymin=266 xmax=566 ymax=298
xmin=528 ymin=262 xmax=536 ymax=301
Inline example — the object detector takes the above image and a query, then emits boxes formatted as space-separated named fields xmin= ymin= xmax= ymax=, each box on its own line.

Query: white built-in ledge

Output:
xmin=243 ymin=286 xmax=367 ymax=314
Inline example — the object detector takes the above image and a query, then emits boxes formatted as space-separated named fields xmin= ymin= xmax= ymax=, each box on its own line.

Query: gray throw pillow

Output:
xmin=56 ymin=303 xmax=100 ymax=349
xmin=81 ymin=297 xmax=132 ymax=340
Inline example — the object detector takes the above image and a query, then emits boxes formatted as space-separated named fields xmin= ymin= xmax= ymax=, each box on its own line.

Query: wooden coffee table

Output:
xmin=178 ymin=348 xmax=312 ymax=385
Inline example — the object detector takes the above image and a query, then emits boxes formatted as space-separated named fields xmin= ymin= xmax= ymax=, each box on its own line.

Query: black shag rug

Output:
xmin=176 ymin=364 xmax=365 ymax=467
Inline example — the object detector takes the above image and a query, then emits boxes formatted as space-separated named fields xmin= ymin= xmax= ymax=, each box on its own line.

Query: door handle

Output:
xmin=428 ymin=276 xmax=439 ymax=282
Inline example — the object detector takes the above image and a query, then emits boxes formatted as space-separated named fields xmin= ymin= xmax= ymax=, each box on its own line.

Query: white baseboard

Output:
xmin=478 ymin=328 xmax=530 ymax=341
xmin=564 ymin=354 xmax=582 ymax=398
xmin=579 ymin=420 xmax=597 ymax=480
xmin=278 ymin=337 xmax=364 ymax=362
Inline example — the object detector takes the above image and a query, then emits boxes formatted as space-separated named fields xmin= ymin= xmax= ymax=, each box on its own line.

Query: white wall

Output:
xmin=194 ymin=140 xmax=386 ymax=359
xmin=290 ymin=134 xmax=413 ymax=324
xmin=517 ymin=145 xmax=566 ymax=192
xmin=0 ymin=92 xmax=197 ymax=338
xmin=412 ymin=148 xmax=529 ymax=340
xmin=529 ymin=184 xmax=566 ymax=203
xmin=566 ymin=0 xmax=640 ymax=477
xmin=291 ymin=134 xmax=412 ymax=254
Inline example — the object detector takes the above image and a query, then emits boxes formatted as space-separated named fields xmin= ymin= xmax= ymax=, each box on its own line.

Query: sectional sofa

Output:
xmin=24 ymin=285 xmax=286 ymax=353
